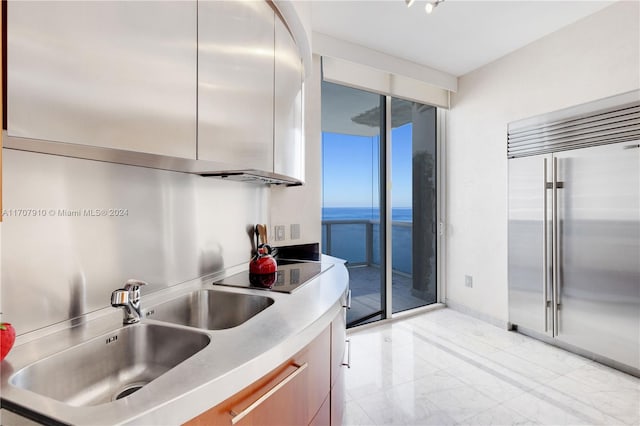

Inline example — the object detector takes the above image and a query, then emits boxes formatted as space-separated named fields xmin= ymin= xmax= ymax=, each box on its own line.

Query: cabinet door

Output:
xmin=7 ymin=1 xmax=197 ymax=158
xmin=273 ymin=18 xmax=304 ymax=181
xmin=310 ymin=395 xmax=330 ymax=426
xmin=198 ymin=0 xmax=274 ymax=171
xmin=305 ymin=326 xmax=331 ymax=422
xmin=330 ymin=311 xmax=347 ymax=426
xmin=330 ymin=310 xmax=347 ymax=387
xmin=330 ymin=365 xmax=345 ymax=426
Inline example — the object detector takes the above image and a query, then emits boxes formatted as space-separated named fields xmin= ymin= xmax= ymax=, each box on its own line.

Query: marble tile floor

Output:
xmin=343 ymin=308 xmax=640 ymax=426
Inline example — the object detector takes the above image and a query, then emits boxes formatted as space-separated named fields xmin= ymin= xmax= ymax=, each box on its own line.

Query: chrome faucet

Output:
xmin=111 ymin=279 xmax=148 ymax=325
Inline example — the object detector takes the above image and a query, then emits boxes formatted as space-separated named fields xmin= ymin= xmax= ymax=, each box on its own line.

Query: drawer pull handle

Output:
xmin=343 ymin=289 xmax=352 ymax=309
xmin=229 ymin=362 xmax=308 ymax=424
xmin=342 ymin=339 xmax=351 ymax=369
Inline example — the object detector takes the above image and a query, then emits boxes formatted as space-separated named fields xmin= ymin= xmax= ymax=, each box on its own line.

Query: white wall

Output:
xmin=270 ymin=55 xmax=322 ymax=247
xmin=445 ymin=1 xmax=640 ymax=324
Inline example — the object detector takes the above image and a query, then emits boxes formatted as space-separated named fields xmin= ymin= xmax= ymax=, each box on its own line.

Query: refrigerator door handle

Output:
xmin=543 ymin=157 xmax=550 ymax=333
xmin=552 ymin=156 xmax=560 ymax=336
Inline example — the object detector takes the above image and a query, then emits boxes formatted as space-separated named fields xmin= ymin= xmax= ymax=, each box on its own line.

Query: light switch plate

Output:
xmin=465 ymin=275 xmax=473 ymax=288
xmin=290 ymin=224 xmax=300 ymax=240
xmin=274 ymin=225 xmax=285 ymax=241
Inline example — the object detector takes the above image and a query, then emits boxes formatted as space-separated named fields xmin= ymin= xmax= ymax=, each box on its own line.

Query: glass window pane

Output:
xmin=329 ymin=224 xmax=367 ymax=264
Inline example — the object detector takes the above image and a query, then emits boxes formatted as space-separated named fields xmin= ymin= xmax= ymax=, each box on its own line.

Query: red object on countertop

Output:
xmin=249 ymin=249 xmax=277 ymax=275
xmin=1 ymin=323 xmax=16 ymax=361
xmin=249 ymin=272 xmax=277 ymax=288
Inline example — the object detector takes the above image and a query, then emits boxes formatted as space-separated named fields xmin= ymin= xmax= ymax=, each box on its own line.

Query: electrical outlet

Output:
xmin=290 ymin=224 xmax=300 ymax=240
xmin=465 ymin=275 xmax=473 ymax=288
xmin=274 ymin=225 xmax=285 ymax=241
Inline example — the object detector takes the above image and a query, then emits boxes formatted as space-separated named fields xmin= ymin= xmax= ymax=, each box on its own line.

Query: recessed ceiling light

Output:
xmin=425 ymin=0 xmax=445 ymax=14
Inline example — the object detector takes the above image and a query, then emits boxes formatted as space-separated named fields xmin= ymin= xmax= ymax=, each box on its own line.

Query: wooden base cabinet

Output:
xmin=309 ymin=395 xmax=330 ymax=426
xmin=330 ymin=310 xmax=347 ymax=426
xmin=330 ymin=366 xmax=345 ymax=426
xmin=185 ymin=326 xmax=331 ymax=426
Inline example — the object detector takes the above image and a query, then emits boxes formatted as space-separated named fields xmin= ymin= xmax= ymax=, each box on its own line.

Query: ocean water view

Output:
xmin=322 ymin=207 xmax=413 ymax=274
xmin=322 ymin=207 xmax=413 ymax=222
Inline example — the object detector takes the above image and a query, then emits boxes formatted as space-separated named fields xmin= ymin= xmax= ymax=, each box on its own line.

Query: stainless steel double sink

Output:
xmin=9 ymin=289 xmax=274 ymax=407
xmin=145 ymin=289 xmax=274 ymax=330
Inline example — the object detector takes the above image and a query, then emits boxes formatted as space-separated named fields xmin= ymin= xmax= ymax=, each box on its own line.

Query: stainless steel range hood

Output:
xmin=200 ymin=171 xmax=303 ymax=185
xmin=2 ymin=133 xmax=303 ymax=186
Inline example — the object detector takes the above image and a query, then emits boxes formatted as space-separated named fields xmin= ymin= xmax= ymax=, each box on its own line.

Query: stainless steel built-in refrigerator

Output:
xmin=508 ymin=91 xmax=640 ymax=376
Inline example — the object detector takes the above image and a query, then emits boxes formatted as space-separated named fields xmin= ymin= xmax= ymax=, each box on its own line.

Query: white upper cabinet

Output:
xmin=197 ymin=1 xmax=275 ymax=172
xmin=274 ymin=18 xmax=304 ymax=182
xmin=7 ymin=0 xmax=305 ymax=182
xmin=7 ymin=1 xmax=197 ymax=158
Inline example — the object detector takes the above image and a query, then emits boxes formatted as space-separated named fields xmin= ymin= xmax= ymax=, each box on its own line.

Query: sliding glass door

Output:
xmin=321 ymin=82 xmax=385 ymax=326
xmin=390 ymin=99 xmax=437 ymax=313
xmin=321 ymin=82 xmax=437 ymax=327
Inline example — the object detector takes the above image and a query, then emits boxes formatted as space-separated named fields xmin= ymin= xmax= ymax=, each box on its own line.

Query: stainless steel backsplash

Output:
xmin=2 ymin=149 xmax=269 ymax=335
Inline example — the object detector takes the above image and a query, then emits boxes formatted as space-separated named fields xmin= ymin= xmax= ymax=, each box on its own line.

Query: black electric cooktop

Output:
xmin=213 ymin=259 xmax=333 ymax=293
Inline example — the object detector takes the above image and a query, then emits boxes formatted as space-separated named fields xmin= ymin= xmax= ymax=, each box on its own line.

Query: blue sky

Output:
xmin=322 ymin=123 xmax=413 ymax=208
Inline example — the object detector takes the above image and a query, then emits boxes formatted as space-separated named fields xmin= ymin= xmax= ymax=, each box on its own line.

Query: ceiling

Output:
xmin=311 ymin=0 xmax=616 ymax=77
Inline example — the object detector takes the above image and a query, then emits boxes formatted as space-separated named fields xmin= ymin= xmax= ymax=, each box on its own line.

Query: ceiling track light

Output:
xmin=425 ymin=0 xmax=445 ymax=14
xmin=405 ymin=0 xmax=416 ymax=7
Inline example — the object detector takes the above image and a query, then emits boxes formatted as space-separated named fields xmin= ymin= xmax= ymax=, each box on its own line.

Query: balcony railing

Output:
xmin=321 ymin=219 xmax=413 ymax=275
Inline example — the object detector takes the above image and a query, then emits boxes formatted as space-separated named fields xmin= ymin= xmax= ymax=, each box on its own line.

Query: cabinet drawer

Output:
xmin=185 ymin=326 xmax=330 ymax=426
xmin=184 ymin=361 xmax=307 ymax=426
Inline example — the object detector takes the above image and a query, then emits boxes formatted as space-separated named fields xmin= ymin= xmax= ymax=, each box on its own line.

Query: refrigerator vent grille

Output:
xmin=508 ymin=99 xmax=640 ymax=158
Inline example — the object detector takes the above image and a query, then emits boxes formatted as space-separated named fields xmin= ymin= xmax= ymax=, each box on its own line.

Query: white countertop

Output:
xmin=1 ymin=256 xmax=349 ymax=425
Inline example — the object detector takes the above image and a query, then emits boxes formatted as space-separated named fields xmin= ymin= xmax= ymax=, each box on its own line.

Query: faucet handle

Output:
xmin=111 ymin=289 xmax=129 ymax=306
xmin=112 ymin=279 xmax=148 ymax=325
xmin=123 ymin=279 xmax=148 ymax=292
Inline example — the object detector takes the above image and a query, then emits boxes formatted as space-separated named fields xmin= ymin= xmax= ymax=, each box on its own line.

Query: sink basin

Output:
xmin=10 ymin=323 xmax=210 ymax=406
xmin=147 ymin=289 xmax=274 ymax=330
